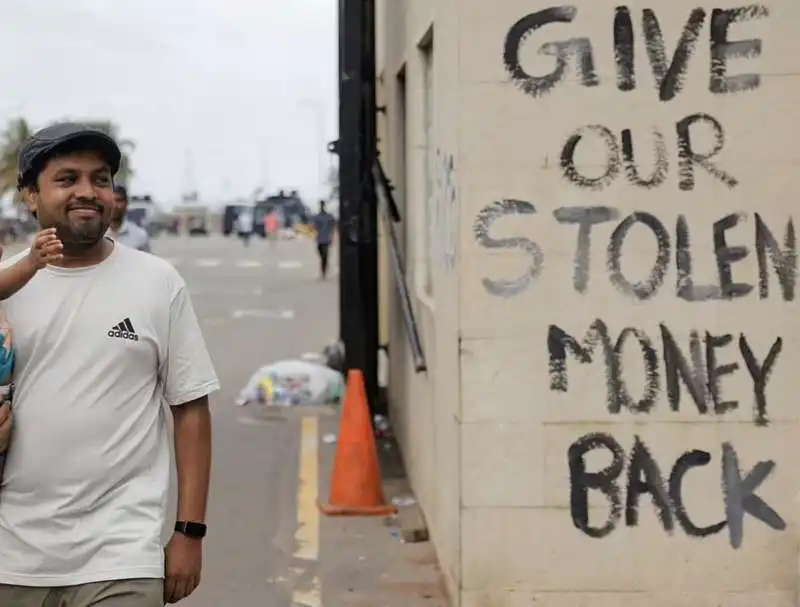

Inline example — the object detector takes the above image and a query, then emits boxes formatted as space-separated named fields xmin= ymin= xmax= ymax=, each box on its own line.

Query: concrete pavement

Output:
xmin=146 ymin=234 xmax=447 ymax=607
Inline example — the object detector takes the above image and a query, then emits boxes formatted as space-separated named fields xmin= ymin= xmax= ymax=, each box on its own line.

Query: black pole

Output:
xmin=338 ymin=0 xmax=367 ymax=380
xmin=358 ymin=0 xmax=382 ymax=415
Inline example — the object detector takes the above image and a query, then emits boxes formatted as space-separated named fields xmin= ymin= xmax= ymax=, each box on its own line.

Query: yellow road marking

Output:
xmin=292 ymin=415 xmax=321 ymax=606
xmin=292 ymin=577 xmax=321 ymax=607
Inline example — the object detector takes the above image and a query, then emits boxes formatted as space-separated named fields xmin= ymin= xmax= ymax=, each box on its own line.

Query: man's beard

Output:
xmin=44 ymin=209 xmax=110 ymax=254
xmin=56 ymin=223 xmax=107 ymax=255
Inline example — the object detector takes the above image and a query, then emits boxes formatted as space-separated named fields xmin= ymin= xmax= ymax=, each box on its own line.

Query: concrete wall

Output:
xmin=378 ymin=0 xmax=800 ymax=605
xmin=376 ymin=0 xmax=462 ymax=599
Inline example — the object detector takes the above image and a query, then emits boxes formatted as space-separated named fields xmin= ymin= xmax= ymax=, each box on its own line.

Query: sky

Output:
xmin=0 ymin=0 xmax=339 ymax=208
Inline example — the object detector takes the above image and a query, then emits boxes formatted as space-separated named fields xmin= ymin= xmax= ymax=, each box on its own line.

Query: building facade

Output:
xmin=376 ymin=0 xmax=799 ymax=605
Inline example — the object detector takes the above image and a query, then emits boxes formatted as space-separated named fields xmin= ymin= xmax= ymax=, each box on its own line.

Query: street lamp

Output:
xmin=298 ymin=99 xmax=328 ymax=199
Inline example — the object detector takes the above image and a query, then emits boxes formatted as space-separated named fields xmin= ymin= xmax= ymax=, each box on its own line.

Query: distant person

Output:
xmin=236 ymin=209 xmax=253 ymax=247
xmin=107 ymin=185 xmax=151 ymax=252
xmin=311 ymin=199 xmax=336 ymax=280
xmin=264 ymin=210 xmax=279 ymax=245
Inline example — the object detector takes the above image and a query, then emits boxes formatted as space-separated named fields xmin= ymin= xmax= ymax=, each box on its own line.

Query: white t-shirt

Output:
xmin=235 ymin=212 xmax=253 ymax=233
xmin=0 ymin=242 xmax=219 ymax=586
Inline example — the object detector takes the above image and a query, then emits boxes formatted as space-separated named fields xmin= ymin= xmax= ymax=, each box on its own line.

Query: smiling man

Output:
xmin=0 ymin=122 xmax=218 ymax=606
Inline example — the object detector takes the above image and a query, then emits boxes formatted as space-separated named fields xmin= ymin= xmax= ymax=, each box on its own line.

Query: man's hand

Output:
xmin=164 ymin=532 xmax=203 ymax=603
xmin=26 ymin=228 xmax=63 ymax=270
xmin=0 ymin=402 xmax=11 ymax=453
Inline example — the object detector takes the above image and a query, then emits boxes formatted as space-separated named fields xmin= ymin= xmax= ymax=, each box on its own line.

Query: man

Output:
xmin=108 ymin=184 xmax=151 ymax=252
xmin=264 ymin=209 xmax=279 ymax=245
xmin=310 ymin=199 xmax=336 ymax=279
xmin=235 ymin=207 xmax=253 ymax=247
xmin=0 ymin=122 xmax=218 ymax=606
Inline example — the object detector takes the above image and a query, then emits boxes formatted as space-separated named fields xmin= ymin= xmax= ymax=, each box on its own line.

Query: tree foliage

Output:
xmin=0 ymin=117 xmax=135 ymax=202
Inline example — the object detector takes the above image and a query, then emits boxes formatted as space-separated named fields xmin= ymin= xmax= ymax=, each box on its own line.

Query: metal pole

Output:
xmin=359 ymin=0 xmax=382 ymax=415
xmin=338 ymin=0 xmax=367 ymax=377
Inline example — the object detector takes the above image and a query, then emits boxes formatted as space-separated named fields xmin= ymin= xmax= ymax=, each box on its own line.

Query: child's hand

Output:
xmin=28 ymin=228 xmax=63 ymax=269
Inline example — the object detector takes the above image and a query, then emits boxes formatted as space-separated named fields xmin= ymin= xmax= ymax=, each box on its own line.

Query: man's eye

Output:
xmin=57 ymin=177 xmax=76 ymax=186
xmin=94 ymin=176 xmax=111 ymax=186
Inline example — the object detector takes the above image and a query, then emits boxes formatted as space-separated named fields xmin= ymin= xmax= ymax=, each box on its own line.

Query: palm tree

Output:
xmin=0 ymin=117 xmax=33 ymax=203
xmin=0 ymin=117 xmax=135 ymax=201
xmin=78 ymin=120 xmax=135 ymax=185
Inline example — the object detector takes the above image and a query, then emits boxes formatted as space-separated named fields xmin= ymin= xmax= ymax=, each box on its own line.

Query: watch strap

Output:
xmin=175 ymin=520 xmax=207 ymax=539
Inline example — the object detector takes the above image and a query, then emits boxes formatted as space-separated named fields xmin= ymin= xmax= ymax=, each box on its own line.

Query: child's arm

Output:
xmin=0 ymin=259 xmax=37 ymax=300
xmin=0 ymin=228 xmax=63 ymax=300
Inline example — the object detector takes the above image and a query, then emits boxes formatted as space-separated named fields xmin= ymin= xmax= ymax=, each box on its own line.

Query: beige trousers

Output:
xmin=0 ymin=579 xmax=163 ymax=607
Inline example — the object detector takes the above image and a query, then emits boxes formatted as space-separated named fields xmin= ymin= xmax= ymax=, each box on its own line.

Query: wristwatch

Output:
xmin=175 ymin=521 xmax=207 ymax=539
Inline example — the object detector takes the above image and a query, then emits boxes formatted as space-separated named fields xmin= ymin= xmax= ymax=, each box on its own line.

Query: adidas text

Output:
xmin=108 ymin=329 xmax=139 ymax=342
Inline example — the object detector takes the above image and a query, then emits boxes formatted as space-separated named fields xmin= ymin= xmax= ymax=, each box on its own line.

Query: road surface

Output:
xmin=154 ymin=234 xmax=333 ymax=606
xmin=151 ymin=234 xmax=445 ymax=607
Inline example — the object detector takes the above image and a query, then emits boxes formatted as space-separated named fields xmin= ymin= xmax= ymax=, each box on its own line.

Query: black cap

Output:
xmin=17 ymin=122 xmax=122 ymax=189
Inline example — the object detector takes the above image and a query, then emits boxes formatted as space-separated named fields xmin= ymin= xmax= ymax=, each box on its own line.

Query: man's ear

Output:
xmin=23 ymin=187 xmax=38 ymax=217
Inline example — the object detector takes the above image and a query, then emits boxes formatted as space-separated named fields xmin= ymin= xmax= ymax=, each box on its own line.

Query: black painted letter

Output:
xmin=669 ymin=450 xmax=726 ymax=537
xmin=553 ymin=206 xmax=620 ymax=293
xmin=474 ymin=199 xmax=544 ymax=297
xmin=739 ymin=335 xmax=782 ymax=427
xmin=607 ymin=212 xmax=670 ymax=300
xmin=676 ymin=215 xmax=720 ymax=300
xmin=660 ymin=324 xmax=708 ymax=414
xmin=641 ymin=8 xmax=706 ymax=102
xmin=621 ymin=128 xmax=669 ymax=189
xmin=713 ymin=213 xmax=753 ymax=299
xmin=676 ymin=113 xmax=738 ymax=190
xmin=560 ymin=125 xmax=620 ymax=191
xmin=503 ymin=6 xmax=599 ymax=99
xmin=612 ymin=328 xmax=660 ymax=414
xmin=547 ymin=320 xmax=614 ymax=394
xmin=709 ymin=5 xmax=769 ymax=95
xmin=626 ymin=436 xmax=673 ymax=531
xmin=614 ymin=6 xmax=635 ymax=91
xmin=705 ymin=332 xmax=739 ymax=415
xmin=568 ymin=433 xmax=625 ymax=538
xmin=722 ymin=442 xmax=785 ymax=549
xmin=755 ymin=214 xmax=796 ymax=301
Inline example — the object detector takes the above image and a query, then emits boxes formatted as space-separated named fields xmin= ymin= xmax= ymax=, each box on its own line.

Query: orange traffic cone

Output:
xmin=319 ymin=369 xmax=397 ymax=516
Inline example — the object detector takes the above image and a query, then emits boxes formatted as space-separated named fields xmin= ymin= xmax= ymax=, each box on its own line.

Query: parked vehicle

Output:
xmin=187 ymin=215 xmax=209 ymax=236
xmin=253 ymin=190 xmax=309 ymax=237
xmin=222 ymin=204 xmax=247 ymax=236
xmin=146 ymin=213 xmax=179 ymax=237
xmin=127 ymin=195 xmax=157 ymax=227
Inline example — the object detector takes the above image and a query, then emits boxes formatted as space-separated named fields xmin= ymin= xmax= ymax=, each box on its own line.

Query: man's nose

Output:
xmin=74 ymin=177 xmax=97 ymax=199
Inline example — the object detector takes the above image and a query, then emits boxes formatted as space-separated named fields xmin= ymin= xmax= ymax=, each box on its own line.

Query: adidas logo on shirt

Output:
xmin=108 ymin=318 xmax=139 ymax=342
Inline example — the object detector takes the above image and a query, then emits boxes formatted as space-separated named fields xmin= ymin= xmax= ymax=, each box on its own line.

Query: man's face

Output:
xmin=112 ymin=191 xmax=128 ymax=223
xmin=26 ymin=150 xmax=114 ymax=251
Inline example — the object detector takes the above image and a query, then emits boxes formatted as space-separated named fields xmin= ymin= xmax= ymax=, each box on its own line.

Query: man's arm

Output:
xmin=161 ymin=278 xmax=219 ymax=604
xmin=172 ymin=396 xmax=212 ymax=522
xmin=162 ymin=281 xmax=218 ymax=518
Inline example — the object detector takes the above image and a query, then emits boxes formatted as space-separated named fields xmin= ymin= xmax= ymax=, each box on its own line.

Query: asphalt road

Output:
xmin=152 ymin=233 xmax=338 ymax=607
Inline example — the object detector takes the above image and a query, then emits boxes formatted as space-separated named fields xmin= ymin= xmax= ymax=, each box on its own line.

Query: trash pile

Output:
xmin=236 ymin=341 xmax=346 ymax=407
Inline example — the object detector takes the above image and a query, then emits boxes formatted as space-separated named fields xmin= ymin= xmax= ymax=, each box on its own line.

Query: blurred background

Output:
xmin=0 ymin=0 xmax=339 ymax=243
